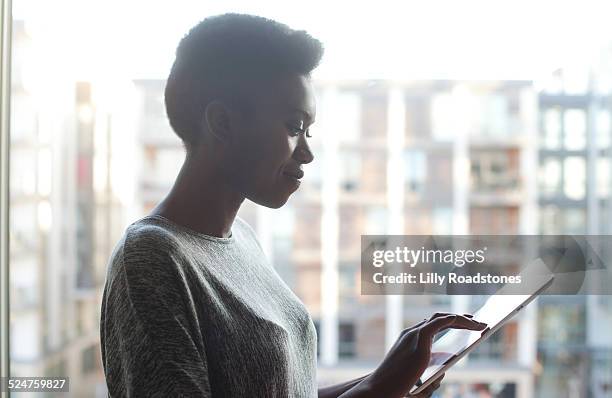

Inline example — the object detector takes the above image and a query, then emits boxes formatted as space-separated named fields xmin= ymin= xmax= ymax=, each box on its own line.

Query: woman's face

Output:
xmin=225 ymin=73 xmax=316 ymax=208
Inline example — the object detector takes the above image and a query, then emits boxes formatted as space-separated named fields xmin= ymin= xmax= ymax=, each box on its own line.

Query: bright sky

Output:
xmin=13 ymin=0 xmax=612 ymax=82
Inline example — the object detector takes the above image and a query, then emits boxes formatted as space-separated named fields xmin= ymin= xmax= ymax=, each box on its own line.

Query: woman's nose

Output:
xmin=293 ymin=136 xmax=314 ymax=164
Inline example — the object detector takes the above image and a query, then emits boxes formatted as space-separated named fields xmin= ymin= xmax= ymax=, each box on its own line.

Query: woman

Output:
xmin=100 ymin=13 xmax=486 ymax=398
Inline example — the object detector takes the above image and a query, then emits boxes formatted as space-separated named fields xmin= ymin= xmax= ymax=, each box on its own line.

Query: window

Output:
xmin=471 ymin=149 xmax=519 ymax=193
xmin=338 ymin=322 xmax=356 ymax=358
xmin=432 ymin=207 xmax=453 ymax=234
xmin=597 ymin=110 xmax=611 ymax=150
xmin=481 ymin=94 xmax=509 ymax=137
xmin=430 ymin=93 xmax=454 ymax=141
xmin=339 ymin=150 xmax=361 ymax=192
xmin=542 ymin=108 xmax=561 ymax=150
xmin=405 ymin=96 xmax=431 ymax=141
xmin=538 ymin=298 xmax=587 ymax=345
xmin=563 ymin=208 xmax=586 ymax=234
xmin=336 ymin=91 xmax=361 ymax=143
xmin=4 ymin=4 xmax=612 ymax=396
xmin=338 ymin=262 xmax=358 ymax=304
xmin=404 ymin=149 xmax=426 ymax=195
xmin=361 ymin=92 xmax=387 ymax=141
xmin=365 ymin=206 xmax=387 ymax=235
xmin=81 ymin=345 xmax=98 ymax=374
xmin=539 ymin=157 xmax=562 ymax=197
xmin=540 ymin=205 xmax=562 ymax=234
xmin=563 ymin=109 xmax=586 ymax=151
xmin=598 ymin=158 xmax=611 ymax=198
xmin=563 ymin=157 xmax=586 ymax=200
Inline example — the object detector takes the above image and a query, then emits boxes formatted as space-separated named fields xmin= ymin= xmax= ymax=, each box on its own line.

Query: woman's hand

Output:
xmin=361 ymin=313 xmax=486 ymax=398
xmin=405 ymin=373 xmax=445 ymax=398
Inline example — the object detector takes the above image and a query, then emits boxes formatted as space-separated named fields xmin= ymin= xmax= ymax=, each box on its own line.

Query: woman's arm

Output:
xmin=101 ymin=229 xmax=213 ymax=397
xmin=318 ymin=373 xmax=372 ymax=398
xmin=317 ymin=313 xmax=486 ymax=398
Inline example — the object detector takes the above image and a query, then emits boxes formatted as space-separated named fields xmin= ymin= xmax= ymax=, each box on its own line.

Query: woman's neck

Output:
xmin=150 ymin=154 xmax=244 ymax=239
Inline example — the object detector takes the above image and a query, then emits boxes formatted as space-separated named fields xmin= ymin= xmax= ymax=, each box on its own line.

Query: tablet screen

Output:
xmin=417 ymin=293 xmax=531 ymax=383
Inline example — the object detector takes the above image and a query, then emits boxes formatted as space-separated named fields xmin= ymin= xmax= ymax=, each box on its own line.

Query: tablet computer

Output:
xmin=410 ymin=271 xmax=554 ymax=395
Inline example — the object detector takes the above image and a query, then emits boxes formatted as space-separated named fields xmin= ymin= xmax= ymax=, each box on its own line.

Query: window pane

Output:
xmin=563 ymin=109 xmax=586 ymax=151
xmin=404 ymin=149 xmax=426 ymax=196
xmin=597 ymin=110 xmax=611 ymax=150
xmin=539 ymin=157 xmax=562 ymax=196
xmin=542 ymin=108 xmax=561 ymax=149
xmin=5 ymin=5 xmax=612 ymax=398
xmin=563 ymin=157 xmax=586 ymax=200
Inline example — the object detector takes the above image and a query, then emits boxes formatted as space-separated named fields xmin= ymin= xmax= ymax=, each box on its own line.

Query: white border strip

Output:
xmin=0 ymin=0 xmax=12 ymax=385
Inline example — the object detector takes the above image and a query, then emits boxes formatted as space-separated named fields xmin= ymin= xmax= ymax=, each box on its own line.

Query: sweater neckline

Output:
xmin=143 ymin=214 xmax=235 ymax=244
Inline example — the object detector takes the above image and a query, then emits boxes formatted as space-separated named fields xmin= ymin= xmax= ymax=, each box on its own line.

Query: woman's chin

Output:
xmin=248 ymin=190 xmax=292 ymax=209
xmin=248 ymin=177 xmax=301 ymax=208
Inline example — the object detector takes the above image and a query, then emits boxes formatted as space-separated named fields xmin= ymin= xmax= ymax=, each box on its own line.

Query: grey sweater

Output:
xmin=100 ymin=215 xmax=318 ymax=397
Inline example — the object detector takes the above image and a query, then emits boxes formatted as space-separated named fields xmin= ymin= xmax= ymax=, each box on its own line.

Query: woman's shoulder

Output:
xmin=112 ymin=216 xmax=205 ymax=274
xmin=108 ymin=216 xmax=194 ymax=282
xmin=124 ymin=215 xmax=184 ymax=252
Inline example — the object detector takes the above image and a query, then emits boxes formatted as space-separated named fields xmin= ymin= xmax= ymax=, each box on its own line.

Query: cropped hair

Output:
xmin=164 ymin=13 xmax=324 ymax=146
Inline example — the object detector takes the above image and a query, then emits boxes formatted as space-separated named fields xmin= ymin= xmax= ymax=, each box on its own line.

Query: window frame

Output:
xmin=0 ymin=0 xmax=12 ymax=385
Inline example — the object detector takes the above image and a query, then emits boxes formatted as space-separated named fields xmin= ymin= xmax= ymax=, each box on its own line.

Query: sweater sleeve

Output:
xmin=101 ymin=225 xmax=212 ymax=398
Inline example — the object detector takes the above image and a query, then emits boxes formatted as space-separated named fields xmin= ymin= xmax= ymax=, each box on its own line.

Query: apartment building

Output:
xmin=9 ymin=21 xmax=109 ymax=397
xmin=535 ymin=67 xmax=612 ymax=398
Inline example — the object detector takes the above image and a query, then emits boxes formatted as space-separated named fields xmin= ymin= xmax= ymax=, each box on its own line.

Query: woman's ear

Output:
xmin=203 ymin=100 xmax=233 ymax=145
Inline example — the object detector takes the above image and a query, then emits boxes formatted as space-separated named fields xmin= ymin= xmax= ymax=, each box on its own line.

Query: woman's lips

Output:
xmin=282 ymin=169 xmax=304 ymax=179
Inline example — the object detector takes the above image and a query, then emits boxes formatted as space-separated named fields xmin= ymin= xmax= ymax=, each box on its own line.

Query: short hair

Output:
xmin=164 ymin=13 xmax=324 ymax=146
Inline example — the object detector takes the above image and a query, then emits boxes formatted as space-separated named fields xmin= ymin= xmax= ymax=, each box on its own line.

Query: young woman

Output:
xmin=100 ymin=13 xmax=486 ymax=398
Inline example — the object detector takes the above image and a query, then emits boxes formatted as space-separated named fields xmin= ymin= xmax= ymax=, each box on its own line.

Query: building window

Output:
xmin=405 ymin=96 xmax=431 ymax=142
xmin=563 ymin=109 xmax=586 ymax=151
xmin=598 ymin=158 xmax=611 ymax=198
xmin=365 ymin=206 xmax=387 ymax=235
xmin=597 ymin=110 xmax=611 ymax=150
xmin=430 ymin=93 xmax=454 ymax=141
xmin=539 ymin=157 xmax=562 ymax=197
xmin=404 ymin=150 xmax=426 ymax=196
xmin=562 ymin=208 xmax=586 ymax=234
xmin=339 ymin=150 xmax=361 ymax=192
xmin=542 ymin=108 xmax=561 ymax=150
xmin=563 ymin=157 xmax=586 ymax=200
xmin=471 ymin=149 xmax=519 ymax=193
xmin=336 ymin=91 xmax=361 ymax=143
xmin=338 ymin=322 xmax=356 ymax=358
xmin=81 ymin=345 xmax=97 ymax=374
xmin=339 ymin=262 xmax=358 ymax=305
xmin=538 ymin=298 xmax=586 ymax=345
xmin=481 ymin=94 xmax=509 ymax=137
xmin=432 ymin=207 xmax=453 ymax=235
xmin=361 ymin=92 xmax=387 ymax=140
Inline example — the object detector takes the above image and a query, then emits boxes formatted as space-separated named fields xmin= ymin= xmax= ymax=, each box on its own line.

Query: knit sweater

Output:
xmin=100 ymin=215 xmax=318 ymax=397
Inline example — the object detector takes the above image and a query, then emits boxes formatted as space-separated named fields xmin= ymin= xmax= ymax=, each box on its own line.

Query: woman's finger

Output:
xmin=422 ymin=373 xmax=445 ymax=393
xmin=421 ymin=314 xmax=486 ymax=339
xmin=427 ymin=312 xmax=454 ymax=321
xmin=399 ymin=318 xmax=429 ymax=337
xmin=407 ymin=374 xmax=445 ymax=397
xmin=410 ymin=318 xmax=429 ymax=329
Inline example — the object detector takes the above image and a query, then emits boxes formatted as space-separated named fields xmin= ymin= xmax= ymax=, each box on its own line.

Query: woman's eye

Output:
xmin=287 ymin=123 xmax=305 ymax=136
xmin=286 ymin=121 xmax=312 ymax=138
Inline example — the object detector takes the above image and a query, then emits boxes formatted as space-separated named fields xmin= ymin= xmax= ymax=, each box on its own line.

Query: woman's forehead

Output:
xmin=256 ymin=74 xmax=316 ymax=119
